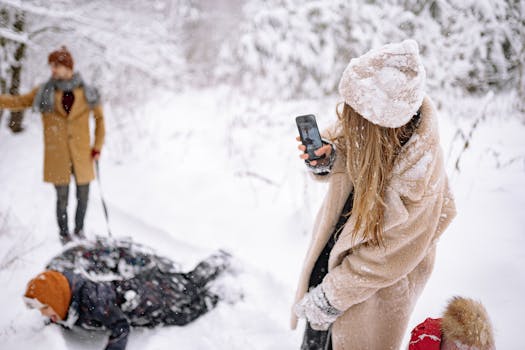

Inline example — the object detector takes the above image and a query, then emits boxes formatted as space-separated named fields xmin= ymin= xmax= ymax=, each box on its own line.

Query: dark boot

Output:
xmin=74 ymin=228 xmax=86 ymax=240
xmin=59 ymin=231 xmax=72 ymax=245
xmin=186 ymin=250 xmax=234 ymax=287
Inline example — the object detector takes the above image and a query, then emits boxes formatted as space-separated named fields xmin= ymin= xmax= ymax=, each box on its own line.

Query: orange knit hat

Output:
xmin=48 ymin=46 xmax=74 ymax=70
xmin=24 ymin=270 xmax=72 ymax=320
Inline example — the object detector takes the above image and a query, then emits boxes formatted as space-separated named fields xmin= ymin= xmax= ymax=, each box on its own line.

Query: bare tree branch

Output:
xmin=452 ymin=91 xmax=494 ymax=172
xmin=234 ymin=171 xmax=279 ymax=186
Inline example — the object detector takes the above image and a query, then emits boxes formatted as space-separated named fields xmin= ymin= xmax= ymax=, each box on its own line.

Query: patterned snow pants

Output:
xmin=113 ymin=252 xmax=230 ymax=327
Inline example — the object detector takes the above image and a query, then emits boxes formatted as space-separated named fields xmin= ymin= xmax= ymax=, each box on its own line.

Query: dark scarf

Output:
xmin=33 ymin=73 xmax=100 ymax=113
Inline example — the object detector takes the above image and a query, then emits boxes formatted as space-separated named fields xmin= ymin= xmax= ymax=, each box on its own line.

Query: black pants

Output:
xmin=300 ymin=234 xmax=335 ymax=350
xmin=55 ymin=183 xmax=89 ymax=236
xmin=301 ymin=191 xmax=354 ymax=350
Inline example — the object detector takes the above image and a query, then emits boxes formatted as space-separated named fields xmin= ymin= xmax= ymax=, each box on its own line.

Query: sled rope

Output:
xmin=95 ymin=160 xmax=112 ymax=237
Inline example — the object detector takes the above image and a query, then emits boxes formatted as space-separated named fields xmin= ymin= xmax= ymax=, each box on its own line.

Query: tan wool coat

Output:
xmin=291 ymin=96 xmax=457 ymax=350
xmin=0 ymin=86 xmax=105 ymax=185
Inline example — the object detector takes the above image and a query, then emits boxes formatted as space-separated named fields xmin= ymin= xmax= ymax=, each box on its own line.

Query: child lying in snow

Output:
xmin=23 ymin=249 xmax=240 ymax=350
xmin=409 ymin=296 xmax=495 ymax=350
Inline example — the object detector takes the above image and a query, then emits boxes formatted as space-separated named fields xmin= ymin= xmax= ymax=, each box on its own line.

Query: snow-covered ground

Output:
xmin=0 ymin=89 xmax=524 ymax=349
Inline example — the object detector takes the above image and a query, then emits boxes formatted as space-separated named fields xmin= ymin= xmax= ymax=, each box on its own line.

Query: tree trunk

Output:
xmin=0 ymin=72 xmax=5 ymax=128
xmin=8 ymin=11 xmax=26 ymax=133
xmin=0 ymin=8 xmax=8 ymax=127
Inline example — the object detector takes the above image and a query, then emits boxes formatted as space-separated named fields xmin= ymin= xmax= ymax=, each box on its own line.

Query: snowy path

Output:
xmin=0 ymin=90 xmax=303 ymax=349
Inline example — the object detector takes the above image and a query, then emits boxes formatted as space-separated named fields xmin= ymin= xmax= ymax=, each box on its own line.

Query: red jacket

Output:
xmin=409 ymin=318 xmax=442 ymax=350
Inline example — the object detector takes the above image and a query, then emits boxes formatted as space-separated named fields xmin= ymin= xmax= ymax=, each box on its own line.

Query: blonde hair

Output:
xmin=332 ymin=103 xmax=415 ymax=246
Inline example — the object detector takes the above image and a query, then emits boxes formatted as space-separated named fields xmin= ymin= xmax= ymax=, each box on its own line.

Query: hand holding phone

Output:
xmin=296 ymin=138 xmax=333 ymax=166
xmin=296 ymin=114 xmax=326 ymax=162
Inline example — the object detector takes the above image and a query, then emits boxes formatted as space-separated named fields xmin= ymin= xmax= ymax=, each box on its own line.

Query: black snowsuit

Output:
xmin=48 ymin=239 xmax=232 ymax=350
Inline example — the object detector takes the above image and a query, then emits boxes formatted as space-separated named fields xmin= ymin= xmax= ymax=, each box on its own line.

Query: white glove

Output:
xmin=294 ymin=284 xmax=342 ymax=331
xmin=305 ymin=141 xmax=336 ymax=174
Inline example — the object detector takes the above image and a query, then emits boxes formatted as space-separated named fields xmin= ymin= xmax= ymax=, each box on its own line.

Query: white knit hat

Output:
xmin=338 ymin=39 xmax=426 ymax=128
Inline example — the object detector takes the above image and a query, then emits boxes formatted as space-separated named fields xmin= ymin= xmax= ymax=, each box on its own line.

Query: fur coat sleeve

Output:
xmin=307 ymin=123 xmax=348 ymax=183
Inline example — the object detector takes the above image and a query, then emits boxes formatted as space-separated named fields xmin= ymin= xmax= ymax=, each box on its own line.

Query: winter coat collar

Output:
xmin=390 ymin=95 xmax=440 ymax=201
xmin=59 ymin=270 xmax=84 ymax=328
xmin=33 ymin=73 xmax=100 ymax=113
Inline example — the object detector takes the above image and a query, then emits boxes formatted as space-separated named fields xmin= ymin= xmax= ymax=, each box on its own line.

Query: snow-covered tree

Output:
xmin=0 ymin=6 xmax=27 ymax=132
xmin=0 ymin=0 xmax=196 ymax=131
xmin=216 ymin=0 xmax=525 ymax=109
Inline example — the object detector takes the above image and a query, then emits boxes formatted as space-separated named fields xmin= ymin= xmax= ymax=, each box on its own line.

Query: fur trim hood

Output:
xmin=442 ymin=296 xmax=495 ymax=350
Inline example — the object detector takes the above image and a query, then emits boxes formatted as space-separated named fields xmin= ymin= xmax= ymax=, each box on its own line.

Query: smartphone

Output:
xmin=296 ymin=114 xmax=324 ymax=161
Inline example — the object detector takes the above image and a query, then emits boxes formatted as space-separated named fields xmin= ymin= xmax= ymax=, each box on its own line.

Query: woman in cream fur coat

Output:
xmin=292 ymin=40 xmax=457 ymax=350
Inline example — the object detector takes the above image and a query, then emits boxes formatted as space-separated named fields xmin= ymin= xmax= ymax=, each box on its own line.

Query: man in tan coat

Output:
xmin=293 ymin=40 xmax=456 ymax=349
xmin=0 ymin=46 xmax=105 ymax=244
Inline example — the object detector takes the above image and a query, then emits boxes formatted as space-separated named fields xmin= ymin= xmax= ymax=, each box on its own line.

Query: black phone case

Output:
xmin=296 ymin=114 xmax=324 ymax=161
